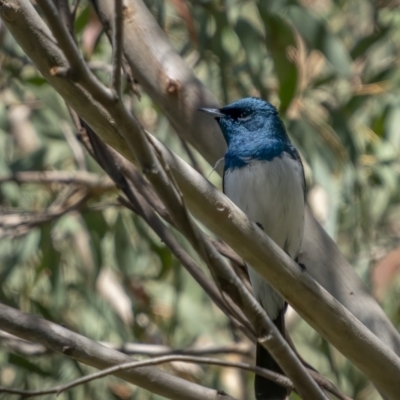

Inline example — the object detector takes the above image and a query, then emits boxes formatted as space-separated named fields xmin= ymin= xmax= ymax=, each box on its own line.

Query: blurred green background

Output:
xmin=1 ymin=0 xmax=400 ymax=399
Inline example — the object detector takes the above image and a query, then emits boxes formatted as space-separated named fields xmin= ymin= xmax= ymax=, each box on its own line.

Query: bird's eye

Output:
xmin=227 ymin=109 xmax=250 ymax=120
xmin=238 ymin=112 xmax=251 ymax=121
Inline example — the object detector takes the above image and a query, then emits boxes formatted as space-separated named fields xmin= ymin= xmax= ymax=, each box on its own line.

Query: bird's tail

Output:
xmin=255 ymin=309 xmax=288 ymax=400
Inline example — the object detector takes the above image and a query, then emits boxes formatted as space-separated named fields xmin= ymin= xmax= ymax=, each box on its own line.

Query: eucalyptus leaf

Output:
xmin=288 ymin=5 xmax=352 ymax=77
xmin=258 ymin=5 xmax=298 ymax=112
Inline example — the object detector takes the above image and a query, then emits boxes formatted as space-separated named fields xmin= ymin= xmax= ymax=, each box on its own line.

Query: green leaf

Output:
xmin=74 ymin=5 xmax=91 ymax=35
xmin=371 ymin=105 xmax=389 ymax=137
xmin=24 ymin=76 xmax=47 ymax=86
xmin=386 ymin=104 xmax=400 ymax=145
xmin=31 ymin=299 xmax=58 ymax=322
xmin=82 ymin=210 xmax=108 ymax=239
xmin=234 ymin=18 xmax=268 ymax=98
xmin=0 ymin=241 xmax=21 ymax=282
xmin=8 ymin=354 xmax=53 ymax=377
xmin=114 ymin=214 xmax=136 ymax=274
xmin=351 ymin=28 xmax=389 ymax=59
xmin=288 ymin=5 xmax=352 ymax=77
xmin=258 ymin=5 xmax=298 ymax=113
xmin=10 ymin=147 xmax=47 ymax=173
xmin=37 ymin=224 xmax=61 ymax=289
xmin=82 ymin=210 xmax=108 ymax=271
xmin=235 ymin=19 xmax=263 ymax=74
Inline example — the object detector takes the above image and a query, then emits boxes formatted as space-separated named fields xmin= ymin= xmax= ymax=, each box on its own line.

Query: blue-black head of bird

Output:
xmin=200 ymin=97 xmax=297 ymax=170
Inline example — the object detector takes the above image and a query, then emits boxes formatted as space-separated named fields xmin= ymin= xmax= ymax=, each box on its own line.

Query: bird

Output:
xmin=200 ymin=97 xmax=305 ymax=400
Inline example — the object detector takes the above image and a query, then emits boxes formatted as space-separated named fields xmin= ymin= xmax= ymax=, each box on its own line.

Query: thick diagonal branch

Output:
xmin=0 ymin=304 xmax=237 ymax=400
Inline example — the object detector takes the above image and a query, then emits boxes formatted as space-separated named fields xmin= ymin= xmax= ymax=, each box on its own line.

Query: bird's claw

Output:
xmin=256 ymin=222 xmax=264 ymax=231
xmin=298 ymin=262 xmax=306 ymax=272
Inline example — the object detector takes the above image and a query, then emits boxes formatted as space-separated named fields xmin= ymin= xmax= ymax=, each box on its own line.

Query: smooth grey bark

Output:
xmin=0 ymin=304 xmax=237 ymax=400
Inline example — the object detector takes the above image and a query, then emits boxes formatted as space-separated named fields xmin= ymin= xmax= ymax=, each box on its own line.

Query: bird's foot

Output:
xmin=256 ymin=222 xmax=264 ymax=231
xmin=295 ymin=256 xmax=306 ymax=272
xmin=297 ymin=262 xmax=306 ymax=272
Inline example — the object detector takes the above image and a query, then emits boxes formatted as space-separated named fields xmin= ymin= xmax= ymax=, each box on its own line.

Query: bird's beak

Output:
xmin=198 ymin=108 xmax=224 ymax=118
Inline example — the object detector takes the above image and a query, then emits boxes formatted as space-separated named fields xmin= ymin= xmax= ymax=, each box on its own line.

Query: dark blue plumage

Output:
xmin=200 ymin=97 xmax=306 ymax=400
xmin=211 ymin=98 xmax=300 ymax=170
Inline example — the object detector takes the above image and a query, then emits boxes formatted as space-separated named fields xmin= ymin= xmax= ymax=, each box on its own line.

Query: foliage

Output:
xmin=1 ymin=0 xmax=400 ymax=399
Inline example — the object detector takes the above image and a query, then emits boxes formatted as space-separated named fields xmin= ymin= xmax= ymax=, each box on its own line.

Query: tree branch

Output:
xmin=36 ymin=0 xmax=113 ymax=102
xmin=0 ymin=354 xmax=294 ymax=398
xmin=111 ymin=0 xmax=123 ymax=97
xmin=0 ymin=330 xmax=350 ymax=400
xmin=0 ymin=186 xmax=89 ymax=238
xmin=90 ymin=0 xmax=226 ymax=164
xmin=0 ymin=330 xmax=252 ymax=357
xmin=0 ymin=303 xmax=237 ymax=400
xmin=60 ymin=120 xmax=87 ymax=170
xmin=0 ymin=170 xmax=114 ymax=189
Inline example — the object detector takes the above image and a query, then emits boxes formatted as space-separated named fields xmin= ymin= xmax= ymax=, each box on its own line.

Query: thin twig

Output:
xmin=88 ymin=61 xmax=112 ymax=73
xmin=111 ymin=0 xmax=123 ymax=97
xmin=71 ymin=0 xmax=81 ymax=20
xmin=0 ymin=171 xmax=114 ymax=189
xmin=103 ymin=342 xmax=253 ymax=357
xmin=56 ymin=0 xmax=74 ymax=36
xmin=60 ymin=120 xmax=87 ymax=170
xmin=0 ymin=355 xmax=293 ymax=398
xmin=0 ymin=331 xmax=49 ymax=356
xmin=0 ymin=331 xmax=252 ymax=357
xmin=0 ymin=303 xmax=238 ymax=400
xmin=178 ymin=135 xmax=204 ymax=175
xmin=36 ymin=0 xmax=113 ymax=102
xmin=0 ymin=187 xmax=89 ymax=238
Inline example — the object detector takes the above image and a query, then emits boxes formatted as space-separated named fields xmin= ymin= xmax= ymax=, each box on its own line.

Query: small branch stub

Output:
xmin=50 ymin=66 xmax=70 ymax=77
xmin=166 ymin=78 xmax=181 ymax=95
xmin=0 ymin=1 xmax=18 ymax=22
